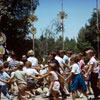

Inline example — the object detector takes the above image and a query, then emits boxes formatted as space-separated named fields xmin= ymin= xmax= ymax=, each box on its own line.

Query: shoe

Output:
xmin=65 ymin=90 xmax=70 ymax=96
xmin=75 ymin=95 xmax=80 ymax=98
xmin=80 ymin=94 xmax=83 ymax=98
xmin=87 ymin=97 xmax=92 ymax=100
xmin=88 ymin=92 xmax=93 ymax=95
xmin=66 ymin=94 xmax=70 ymax=96
xmin=93 ymin=97 xmax=100 ymax=99
xmin=62 ymin=94 xmax=67 ymax=100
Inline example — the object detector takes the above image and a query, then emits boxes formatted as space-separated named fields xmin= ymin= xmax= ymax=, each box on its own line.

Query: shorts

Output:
xmin=70 ymin=74 xmax=87 ymax=91
xmin=52 ymin=81 xmax=60 ymax=92
xmin=27 ymin=79 xmax=37 ymax=89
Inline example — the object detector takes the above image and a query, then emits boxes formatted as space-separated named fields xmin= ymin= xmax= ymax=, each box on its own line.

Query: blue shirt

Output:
xmin=0 ymin=71 xmax=10 ymax=85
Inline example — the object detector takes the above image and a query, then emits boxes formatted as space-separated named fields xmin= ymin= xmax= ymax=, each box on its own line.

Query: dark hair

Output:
xmin=12 ymin=54 xmax=16 ymax=58
xmin=49 ymin=63 xmax=57 ymax=71
xmin=59 ymin=50 xmax=66 ymax=54
xmin=49 ymin=52 xmax=57 ymax=58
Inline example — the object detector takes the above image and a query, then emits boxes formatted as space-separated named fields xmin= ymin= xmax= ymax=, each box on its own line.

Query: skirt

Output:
xmin=70 ymin=74 xmax=87 ymax=91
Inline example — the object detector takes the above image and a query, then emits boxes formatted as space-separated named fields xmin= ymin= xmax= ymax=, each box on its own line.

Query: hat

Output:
xmin=86 ymin=50 xmax=94 ymax=54
xmin=27 ymin=50 xmax=35 ymax=56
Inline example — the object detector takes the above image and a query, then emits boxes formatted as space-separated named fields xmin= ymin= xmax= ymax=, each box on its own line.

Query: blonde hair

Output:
xmin=70 ymin=54 xmax=79 ymax=63
xmin=27 ymin=50 xmax=35 ymax=56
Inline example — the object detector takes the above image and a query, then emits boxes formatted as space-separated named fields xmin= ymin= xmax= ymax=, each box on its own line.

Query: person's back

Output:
xmin=27 ymin=50 xmax=38 ymax=67
xmin=27 ymin=56 xmax=38 ymax=67
xmin=14 ymin=70 xmax=28 ymax=85
xmin=25 ymin=68 xmax=38 ymax=76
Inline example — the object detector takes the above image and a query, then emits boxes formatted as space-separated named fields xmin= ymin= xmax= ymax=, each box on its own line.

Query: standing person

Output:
xmin=7 ymin=53 xmax=13 ymax=62
xmin=78 ymin=53 xmax=86 ymax=74
xmin=21 ymin=55 xmax=27 ymax=65
xmin=0 ymin=64 xmax=12 ymax=100
xmin=40 ymin=59 xmax=48 ymax=75
xmin=45 ymin=52 xmax=60 ymax=98
xmin=41 ymin=62 xmax=65 ymax=100
xmin=27 ymin=50 xmax=38 ymax=68
xmin=11 ymin=61 xmax=39 ymax=100
xmin=24 ymin=61 xmax=40 ymax=99
xmin=66 ymin=51 xmax=72 ymax=65
xmin=65 ymin=55 xmax=92 ymax=100
xmin=45 ymin=52 xmax=66 ymax=99
xmin=8 ymin=54 xmax=18 ymax=72
xmin=98 ymin=64 xmax=100 ymax=89
xmin=59 ymin=50 xmax=70 ymax=70
xmin=78 ymin=53 xmax=86 ymax=98
xmin=59 ymin=50 xmax=70 ymax=95
xmin=85 ymin=50 xmax=100 ymax=99
xmin=55 ymin=51 xmax=70 ymax=99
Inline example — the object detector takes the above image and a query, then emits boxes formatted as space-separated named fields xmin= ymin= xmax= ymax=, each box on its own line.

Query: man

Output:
xmin=85 ymin=49 xmax=100 ymax=99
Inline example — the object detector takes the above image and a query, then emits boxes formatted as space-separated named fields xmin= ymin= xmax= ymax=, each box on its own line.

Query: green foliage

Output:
xmin=0 ymin=0 xmax=39 ymax=58
xmin=64 ymin=37 xmax=77 ymax=52
xmin=77 ymin=11 xmax=100 ymax=55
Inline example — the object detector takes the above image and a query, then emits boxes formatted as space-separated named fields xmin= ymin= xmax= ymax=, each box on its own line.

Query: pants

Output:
xmin=0 ymin=85 xmax=11 ymax=100
xmin=90 ymin=72 xmax=100 ymax=97
xmin=18 ymin=84 xmax=27 ymax=100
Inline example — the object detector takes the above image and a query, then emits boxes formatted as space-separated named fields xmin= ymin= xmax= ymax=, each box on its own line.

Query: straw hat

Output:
xmin=86 ymin=49 xmax=94 ymax=54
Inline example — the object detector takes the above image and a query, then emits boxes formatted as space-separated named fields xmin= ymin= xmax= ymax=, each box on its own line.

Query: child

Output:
xmin=41 ymin=62 xmax=65 ymax=100
xmin=24 ymin=61 xmax=41 ymax=98
xmin=11 ymin=61 xmax=40 ymax=100
xmin=0 ymin=64 xmax=12 ymax=100
xmin=65 ymin=54 xmax=92 ymax=100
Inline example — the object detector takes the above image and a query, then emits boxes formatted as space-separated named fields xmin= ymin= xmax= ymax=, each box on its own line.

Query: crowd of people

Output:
xmin=0 ymin=49 xmax=100 ymax=100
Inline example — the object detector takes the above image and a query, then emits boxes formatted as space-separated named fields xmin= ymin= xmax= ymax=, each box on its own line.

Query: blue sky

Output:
xmin=33 ymin=0 xmax=100 ymax=39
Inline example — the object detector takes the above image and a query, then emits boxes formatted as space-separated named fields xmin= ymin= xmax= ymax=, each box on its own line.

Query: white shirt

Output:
xmin=50 ymin=71 xmax=58 ymax=81
xmin=63 ymin=55 xmax=70 ymax=72
xmin=40 ymin=64 xmax=48 ymax=74
xmin=25 ymin=68 xmax=39 ymax=76
xmin=89 ymin=56 xmax=99 ymax=73
xmin=27 ymin=57 xmax=38 ymax=67
xmin=7 ymin=56 xmax=13 ymax=62
xmin=63 ymin=55 xmax=69 ymax=64
xmin=55 ymin=56 xmax=64 ymax=67
xmin=55 ymin=55 xmax=65 ymax=74
xmin=0 ymin=71 xmax=10 ymax=85
xmin=71 ymin=63 xmax=81 ymax=74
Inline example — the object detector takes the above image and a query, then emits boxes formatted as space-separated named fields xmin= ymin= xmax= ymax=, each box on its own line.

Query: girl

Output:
xmin=65 ymin=54 xmax=92 ymax=100
xmin=41 ymin=62 xmax=65 ymax=100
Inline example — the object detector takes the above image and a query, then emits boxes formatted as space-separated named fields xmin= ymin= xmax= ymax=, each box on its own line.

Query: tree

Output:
xmin=0 ymin=0 xmax=39 ymax=58
xmin=77 ymin=11 xmax=100 ymax=55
